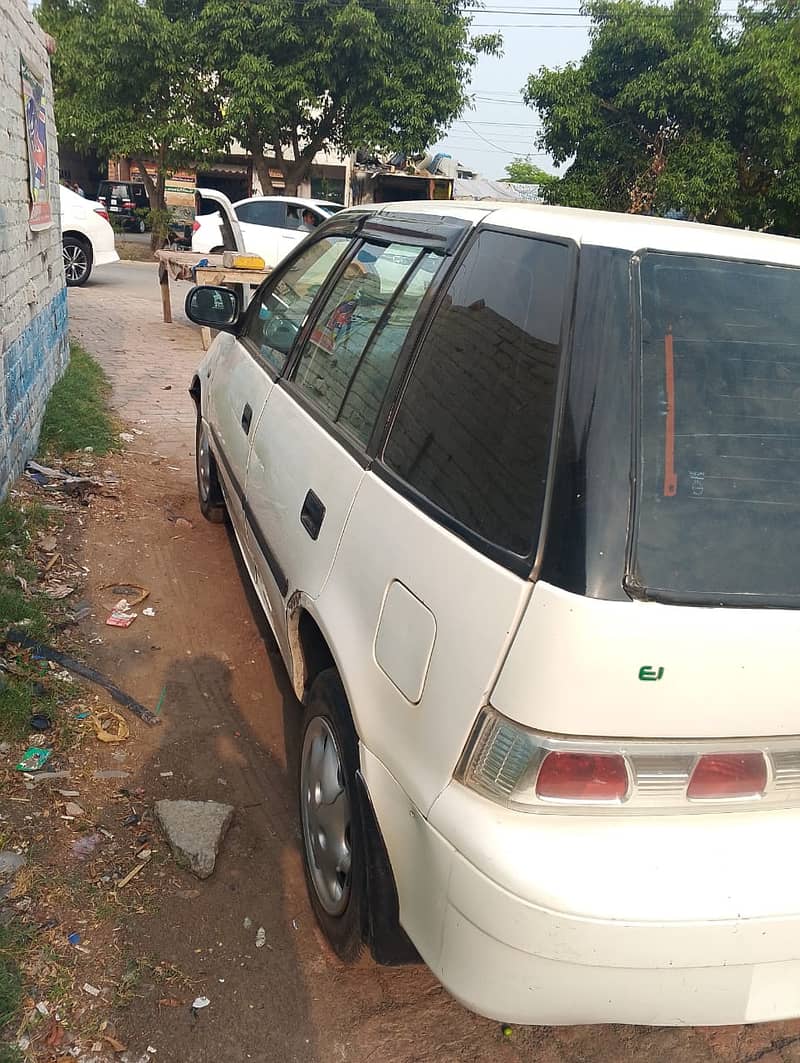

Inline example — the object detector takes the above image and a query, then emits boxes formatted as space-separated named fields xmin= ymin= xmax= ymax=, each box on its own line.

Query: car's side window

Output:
xmin=236 ymin=201 xmax=286 ymax=227
xmin=242 ymin=235 xmax=351 ymax=374
xmin=383 ymin=230 xmax=571 ymax=558
xmin=292 ymin=241 xmax=440 ymax=446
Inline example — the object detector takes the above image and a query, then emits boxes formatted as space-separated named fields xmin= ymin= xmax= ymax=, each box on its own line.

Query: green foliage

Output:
xmin=38 ymin=343 xmax=118 ymax=456
xmin=502 ymin=158 xmax=557 ymax=186
xmin=524 ymin=0 xmax=800 ymax=233
xmin=197 ymin=0 xmax=501 ymax=193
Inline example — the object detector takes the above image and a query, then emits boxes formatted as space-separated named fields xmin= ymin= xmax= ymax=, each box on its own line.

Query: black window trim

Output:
xmin=371 ymin=222 xmax=580 ymax=580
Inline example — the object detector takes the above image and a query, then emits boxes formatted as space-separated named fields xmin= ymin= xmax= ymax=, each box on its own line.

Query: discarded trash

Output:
xmin=56 ymin=789 xmax=80 ymax=797
xmin=91 ymin=708 xmax=130 ymax=743
xmin=191 ymin=996 xmax=210 ymax=1011
xmin=25 ymin=460 xmax=102 ymax=498
xmin=116 ymin=862 xmax=146 ymax=889
xmin=255 ymin=927 xmax=266 ymax=949
xmin=107 ymin=599 xmax=137 ymax=628
xmin=64 ymin=802 xmax=84 ymax=818
xmin=123 ymin=813 xmax=141 ymax=828
xmin=67 ymin=600 xmax=92 ymax=623
xmin=142 ymin=607 xmax=156 ymax=617
xmin=68 ymin=932 xmax=81 ymax=946
xmin=99 ymin=583 xmax=150 ymax=609
xmin=83 ymin=983 xmax=100 ymax=997
xmin=71 ymin=833 xmax=102 ymax=859
xmin=135 ymin=848 xmax=153 ymax=862
xmin=27 ymin=769 xmax=70 ymax=784
xmin=154 ymin=686 xmax=166 ymax=716
xmin=93 ymin=769 xmax=130 ymax=780
xmin=119 ymin=432 xmax=135 ymax=443
xmin=29 ymin=713 xmax=52 ymax=732
xmin=35 ymin=1001 xmax=49 ymax=1017
xmin=44 ymin=582 xmax=75 ymax=600
xmin=15 ymin=747 xmax=52 ymax=772
xmin=159 ymin=771 xmax=173 ymax=778
xmin=243 ymin=916 xmax=252 ymax=929
xmin=6 ymin=631 xmax=161 ymax=726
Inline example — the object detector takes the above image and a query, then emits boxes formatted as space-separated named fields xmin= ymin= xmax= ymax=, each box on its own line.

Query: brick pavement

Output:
xmin=67 ymin=261 xmax=200 ymax=468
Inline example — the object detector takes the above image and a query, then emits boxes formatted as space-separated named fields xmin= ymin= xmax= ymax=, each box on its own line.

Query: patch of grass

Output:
xmin=0 ymin=923 xmax=26 ymax=1033
xmin=38 ymin=343 xmax=118 ymax=456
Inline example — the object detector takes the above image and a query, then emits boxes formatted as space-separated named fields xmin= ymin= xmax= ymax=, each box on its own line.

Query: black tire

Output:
xmin=63 ymin=236 xmax=92 ymax=286
xmin=299 ymin=669 xmax=365 ymax=963
xmin=138 ymin=218 xmax=146 ymax=234
xmin=195 ymin=417 xmax=227 ymax=523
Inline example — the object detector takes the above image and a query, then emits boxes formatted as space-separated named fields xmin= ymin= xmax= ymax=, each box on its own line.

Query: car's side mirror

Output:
xmin=185 ymin=285 xmax=241 ymax=333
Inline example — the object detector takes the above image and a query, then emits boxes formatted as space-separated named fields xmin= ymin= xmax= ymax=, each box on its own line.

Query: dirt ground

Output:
xmin=56 ymin=261 xmax=800 ymax=1062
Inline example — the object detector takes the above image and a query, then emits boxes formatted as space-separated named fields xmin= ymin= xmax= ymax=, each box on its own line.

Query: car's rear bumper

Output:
xmin=363 ymin=747 xmax=800 ymax=1026
xmin=94 ymin=250 xmax=120 ymax=267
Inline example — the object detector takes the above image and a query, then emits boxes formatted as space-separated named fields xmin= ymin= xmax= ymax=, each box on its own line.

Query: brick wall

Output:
xmin=0 ymin=0 xmax=68 ymax=497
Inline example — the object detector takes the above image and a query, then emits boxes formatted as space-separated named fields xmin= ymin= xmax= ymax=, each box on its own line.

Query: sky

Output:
xmin=429 ymin=2 xmax=592 ymax=181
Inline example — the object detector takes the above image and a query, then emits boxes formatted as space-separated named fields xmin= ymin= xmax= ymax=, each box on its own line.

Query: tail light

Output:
xmin=536 ymin=751 xmax=628 ymax=802
xmin=192 ymin=220 xmax=201 ymax=232
xmin=94 ymin=208 xmax=110 ymax=221
xmin=123 ymin=200 xmax=134 ymax=209
xmin=457 ymin=708 xmax=788 ymax=814
xmin=687 ymin=753 xmax=766 ymax=800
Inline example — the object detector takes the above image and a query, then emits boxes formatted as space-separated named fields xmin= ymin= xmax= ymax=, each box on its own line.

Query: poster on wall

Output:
xmin=20 ymin=56 xmax=52 ymax=231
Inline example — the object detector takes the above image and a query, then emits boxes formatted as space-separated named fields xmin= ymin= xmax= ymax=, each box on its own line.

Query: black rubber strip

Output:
xmin=5 ymin=630 xmax=161 ymax=726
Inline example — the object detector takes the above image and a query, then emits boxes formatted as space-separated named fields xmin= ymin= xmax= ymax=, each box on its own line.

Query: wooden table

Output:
xmin=154 ymin=250 xmax=271 ymax=348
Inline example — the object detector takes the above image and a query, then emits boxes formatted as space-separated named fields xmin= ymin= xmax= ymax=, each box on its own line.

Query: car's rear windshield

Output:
xmin=635 ymin=250 xmax=800 ymax=605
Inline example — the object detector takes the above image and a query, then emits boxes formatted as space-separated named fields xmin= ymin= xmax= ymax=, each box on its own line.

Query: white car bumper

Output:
xmin=364 ymin=747 xmax=800 ymax=1026
xmin=94 ymin=249 xmax=120 ymax=267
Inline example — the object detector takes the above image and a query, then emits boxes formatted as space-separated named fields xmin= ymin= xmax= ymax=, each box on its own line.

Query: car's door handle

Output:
xmin=241 ymin=403 xmax=253 ymax=434
xmin=300 ymin=490 xmax=326 ymax=541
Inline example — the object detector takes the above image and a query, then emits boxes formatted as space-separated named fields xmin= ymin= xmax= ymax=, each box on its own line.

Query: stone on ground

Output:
xmin=155 ymin=800 xmax=234 ymax=879
xmin=0 ymin=851 xmax=26 ymax=879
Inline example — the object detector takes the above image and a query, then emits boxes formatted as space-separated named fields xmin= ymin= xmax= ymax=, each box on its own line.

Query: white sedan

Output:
xmin=60 ymin=185 xmax=119 ymax=286
xmin=192 ymin=193 xmax=343 ymax=269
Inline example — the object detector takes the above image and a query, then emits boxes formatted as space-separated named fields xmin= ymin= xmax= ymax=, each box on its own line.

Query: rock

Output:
xmin=155 ymin=800 xmax=233 ymax=880
xmin=0 ymin=851 xmax=26 ymax=879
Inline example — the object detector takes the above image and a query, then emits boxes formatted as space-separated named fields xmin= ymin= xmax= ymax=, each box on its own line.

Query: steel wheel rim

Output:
xmin=197 ymin=422 xmax=211 ymax=501
xmin=301 ymin=715 xmax=352 ymax=916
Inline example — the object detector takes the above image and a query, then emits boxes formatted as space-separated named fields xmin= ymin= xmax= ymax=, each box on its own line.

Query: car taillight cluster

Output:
xmin=459 ymin=708 xmax=778 ymax=812
xmin=192 ymin=220 xmax=201 ymax=232
xmin=123 ymin=200 xmax=134 ymax=210
xmin=94 ymin=208 xmax=110 ymax=221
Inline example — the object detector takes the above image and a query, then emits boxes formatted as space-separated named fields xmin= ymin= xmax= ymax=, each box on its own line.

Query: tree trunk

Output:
xmin=134 ymin=156 xmax=169 ymax=252
xmin=252 ymin=151 xmax=274 ymax=196
xmin=281 ymin=157 xmax=313 ymax=198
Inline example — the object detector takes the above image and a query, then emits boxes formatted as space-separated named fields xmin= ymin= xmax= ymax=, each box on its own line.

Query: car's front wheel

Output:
xmin=299 ymin=669 xmax=365 ymax=962
xmin=63 ymin=236 xmax=92 ymax=286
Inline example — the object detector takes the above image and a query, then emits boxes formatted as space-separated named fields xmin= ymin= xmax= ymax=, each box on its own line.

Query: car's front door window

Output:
xmin=242 ymin=235 xmax=351 ymax=374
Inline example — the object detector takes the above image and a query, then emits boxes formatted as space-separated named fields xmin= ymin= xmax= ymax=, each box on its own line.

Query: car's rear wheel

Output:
xmin=63 ymin=237 xmax=92 ymax=286
xmin=138 ymin=218 xmax=146 ymax=233
xmin=195 ymin=417 xmax=227 ymax=523
xmin=299 ymin=669 xmax=365 ymax=962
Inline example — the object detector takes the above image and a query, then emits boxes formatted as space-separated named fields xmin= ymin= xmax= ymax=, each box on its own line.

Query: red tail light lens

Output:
xmin=123 ymin=200 xmax=134 ymax=209
xmin=192 ymin=220 xmax=201 ymax=232
xmin=94 ymin=208 xmax=109 ymax=221
xmin=687 ymin=753 xmax=767 ymax=800
xmin=536 ymin=751 xmax=629 ymax=802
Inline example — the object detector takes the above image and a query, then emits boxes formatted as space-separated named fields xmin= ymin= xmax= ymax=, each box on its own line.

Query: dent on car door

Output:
xmin=245 ymin=237 xmax=449 ymax=634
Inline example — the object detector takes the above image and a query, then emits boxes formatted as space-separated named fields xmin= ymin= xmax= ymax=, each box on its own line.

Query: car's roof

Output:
xmin=368 ymin=200 xmax=800 ymax=268
xmin=233 ymin=195 xmax=338 ymax=211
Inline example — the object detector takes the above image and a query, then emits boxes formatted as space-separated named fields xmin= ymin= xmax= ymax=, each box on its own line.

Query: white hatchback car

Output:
xmin=59 ymin=184 xmax=119 ymax=286
xmin=186 ymin=200 xmax=800 ymax=1027
xmin=192 ymin=192 xmax=343 ymax=267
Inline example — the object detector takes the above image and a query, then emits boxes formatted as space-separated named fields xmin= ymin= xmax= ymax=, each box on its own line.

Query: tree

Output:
xmin=501 ymin=158 xmax=557 ymax=187
xmin=524 ymin=0 xmax=800 ymax=233
xmin=38 ymin=0 xmax=225 ymax=246
xmin=197 ymin=0 xmax=501 ymax=196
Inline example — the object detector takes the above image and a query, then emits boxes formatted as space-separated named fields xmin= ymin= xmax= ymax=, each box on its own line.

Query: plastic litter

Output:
xmin=29 ymin=713 xmax=52 ymax=732
xmin=15 ymin=747 xmax=52 ymax=772
xmin=142 ymin=607 xmax=156 ymax=617
xmin=83 ymin=983 xmax=100 ymax=997
xmin=191 ymin=996 xmax=210 ymax=1011
xmin=91 ymin=708 xmax=130 ymax=743
xmin=98 ymin=583 xmax=150 ymax=609
xmin=68 ymin=932 xmax=81 ymax=946
xmin=71 ymin=833 xmax=102 ymax=859
xmin=119 ymin=432 xmax=135 ymax=444
xmin=255 ymin=927 xmax=266 ymax=949
xmin=107 ymin=599 xmax=137 ymax=628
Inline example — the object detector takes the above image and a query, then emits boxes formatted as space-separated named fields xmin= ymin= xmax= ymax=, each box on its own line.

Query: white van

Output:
xmin=186 ymin=201 xmax=800 ymax=1027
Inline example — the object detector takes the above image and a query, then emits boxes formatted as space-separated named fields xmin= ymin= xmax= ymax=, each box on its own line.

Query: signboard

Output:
xmin=20 ymin=56 xmax=52 ymax=231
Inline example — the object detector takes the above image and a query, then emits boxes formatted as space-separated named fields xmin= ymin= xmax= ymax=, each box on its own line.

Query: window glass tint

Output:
xmin=236 ymin=200 xmax=286 ymax=227
xmin=294 ymin=241 xmax=433 ymax=444
xmin=384 ymin=230 xmax=569 ymax=557
xmin=637 ymin=252 xmax=800 ymax=602
xmin=244 ymin=236 xmax=350 ymax=373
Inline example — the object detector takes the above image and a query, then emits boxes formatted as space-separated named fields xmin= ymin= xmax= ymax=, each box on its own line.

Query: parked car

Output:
xmin=192 ymin=192 xmax=343 ymax=267
xmin=60 ymin=185 xmax=119 ymax=286
xmin=186 ymin=200 xmax=800 ymax=1027
xmin=96 ymin=180 xmax=150 ymax=232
